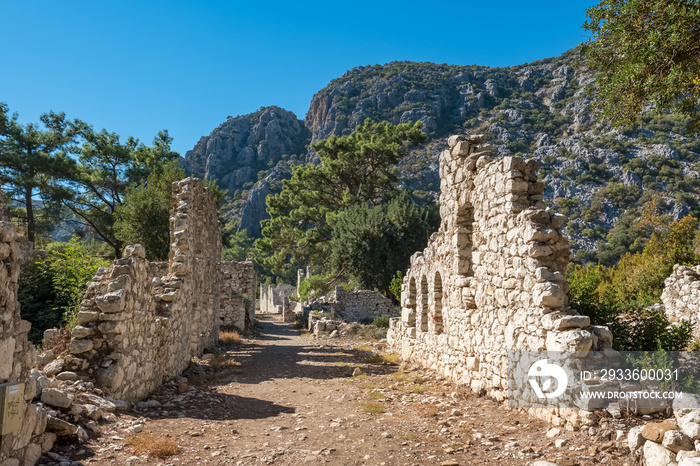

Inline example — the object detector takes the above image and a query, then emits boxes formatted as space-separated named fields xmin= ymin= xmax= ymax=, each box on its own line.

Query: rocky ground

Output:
xmin=43 ymin=313 xmax=644 ymax=466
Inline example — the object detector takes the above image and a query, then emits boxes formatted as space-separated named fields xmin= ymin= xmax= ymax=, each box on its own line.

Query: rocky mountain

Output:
xmin=184 ymin=48 xmax=700 ymax=263
xmin=182 ymin=106 xmax=310 ymax=236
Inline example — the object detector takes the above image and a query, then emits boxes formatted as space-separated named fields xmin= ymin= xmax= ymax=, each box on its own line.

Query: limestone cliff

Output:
xmin=185 ymin=48 xmax=700 ymax=262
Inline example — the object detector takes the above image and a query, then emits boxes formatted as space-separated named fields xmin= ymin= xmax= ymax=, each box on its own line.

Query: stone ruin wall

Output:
xmin=259 ymin=284 xmax=296 ymax=319
xmin=219 ymin=260 xmax=256 ymax=332
xmin=64 ymin=178 xmax=222 ymax=402
xmin=324 ymin=288 xmax=397 ymax=323
xmin=662 ymin=264 xmax=700 ymax=340
xmin=387 ymin=135 xmax=613 ymax=428
xmin=0 ymin=190 xmax=54 ymax=465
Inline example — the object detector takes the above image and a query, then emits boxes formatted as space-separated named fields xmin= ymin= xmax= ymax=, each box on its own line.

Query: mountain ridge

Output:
xmin=183 ymin=47 xmax=700 ymax=263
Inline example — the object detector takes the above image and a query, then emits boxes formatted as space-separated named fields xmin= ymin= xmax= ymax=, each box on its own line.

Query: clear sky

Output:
xmin=1 ymin=0 xmax=596 ymax=156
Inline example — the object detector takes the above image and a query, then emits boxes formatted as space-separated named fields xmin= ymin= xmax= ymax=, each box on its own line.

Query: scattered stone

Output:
xmin=545 ymin=427 xmax=561 ymax=438
xmin=56 ymin=371 xmax=78 ymax=381
xmin=643 ymin=440 xmax=677 ymax=465
xmin=128 ymin=424 xmax=144 ymax=434
xmin=628 ymin=426 xmax=646 ymax=452
xmin=135 ymin=399 xmax=162 ymax=410
xmin=37 ymin=350 xmax=56 ymax=366
xmin=642 ymin=421 xmax=678 ymax=443
xmin=41 ymin=388 xmax=72 ymax=409
xmin=663 ymin=429 xmax=695 ymax=453
xmin=46 ymin=416 xmax=78 ymax=436
xmin=43 ymin=358 xmax=64 ymax=376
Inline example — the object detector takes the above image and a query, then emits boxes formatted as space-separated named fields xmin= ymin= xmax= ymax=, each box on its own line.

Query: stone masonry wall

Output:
xmin=65 ymin=178 xmax=222 ymax=402
xmin=327 ymin=288 xmax=397 ymax=323
xmin=0 ymin=190 xmax=53 ymax=466
xmin=387 ymin=135 xmax=612 ymax=428
xmin=662 ymin=264 xmax=700 ymax=340
xmin=259 ymin=284 xmax=296 ymax=314
xmin=219 ymin=260 xmax=256 ymax=332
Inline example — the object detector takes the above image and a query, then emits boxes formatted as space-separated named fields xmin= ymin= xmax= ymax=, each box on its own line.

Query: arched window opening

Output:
xmin=419 ymin=275 xmax=429 ymax=332
xmin=456 ymin=203 xmax=474 ymax=277
xmin=433 ymin=272 xmax=443 ymax=334
xmin=404 ymin=277 xmax=417 ymax=327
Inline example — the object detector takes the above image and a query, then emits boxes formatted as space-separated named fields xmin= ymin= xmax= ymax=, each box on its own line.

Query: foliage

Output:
xmin=49 ymin=238 xmax=110 ymax=329
xmin=18 ymin=258 xmax=62 ymax=343
xmin=328 ymin=194 xmax=439 ymax=295
xmin=567 ymin=212 xmax=699 ymax=351
xmin=389 ymin=271 xmax=404 ymax=302
xmin=222 ymin=227 xmax=255 ymax=262
xmin=19 ymin=238 xmax=109 ymax=341
xmin=58 ymin=128 xmax=178 ymax=257
xmin=255 ymin=119 xmax=426 ymax=275
xmin=0 ymin=103 xmax=81 ymax=242
xmin=294 ymin=313 xmax=309 ymax=330
xmin=114 ymin=160 xmax=184 ymax=260
xmin=583 ymin=0 xmax=700 ymax=131
xmin=297 ymin=273 xmax=336 ymax=301
xmin=371 ymin=315 xmax=391 ymax=329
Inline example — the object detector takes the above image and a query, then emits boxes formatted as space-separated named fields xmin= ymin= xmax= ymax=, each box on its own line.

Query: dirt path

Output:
xmin=50 ymin=314 xmax=635 ymax=466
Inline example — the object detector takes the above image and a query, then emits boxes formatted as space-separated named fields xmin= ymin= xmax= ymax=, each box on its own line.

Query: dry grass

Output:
xmin=210 ymin=354 xmax=240 ymax=369
xmin=363 ymin=353 xmax=400 ymax=364
xmin=46 ymin=328 xmax=71 ymax=357
xmin=125 ymin=431 xmax=179 ymax=458
xmin=357 ymin=401 xmax=386 ymax=415
xmin=391 ymin=372 xmax=410 ymax=382
xmin=411 ymin=384 xmax=426 ymax=394
xmin=219 ymin=328 xmax=242 ymax=345
xmin=368 ymin=390 xmax=386 ymax=400
xmin=383 ymin=353 xmax=400 ymax=363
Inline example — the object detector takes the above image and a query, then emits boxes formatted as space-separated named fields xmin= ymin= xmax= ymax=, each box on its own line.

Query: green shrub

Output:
xmin=389 ymin=271 xmax=403 ymax=301
xmin=19 ymin=238 xmax=109 ymax=342
xmin=567 ymin=214 xmax=699 ymax=351
xmin=371 ymin=315 xmax=391 ymax=329
xmin=294 ymin=313 xmax=308 ymax=330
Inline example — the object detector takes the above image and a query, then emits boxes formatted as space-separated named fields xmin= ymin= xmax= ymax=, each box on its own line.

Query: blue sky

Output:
xmin=1 ymin=0 xmax=596 ymax=156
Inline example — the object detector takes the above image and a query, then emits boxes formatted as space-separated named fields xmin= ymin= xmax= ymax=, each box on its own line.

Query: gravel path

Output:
xmin=50 ymin=314 xmax=634 ymax=466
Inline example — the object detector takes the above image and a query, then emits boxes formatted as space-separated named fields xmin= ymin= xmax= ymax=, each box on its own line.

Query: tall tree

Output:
xmin=583 ymin=0 xmax=700 ymax=130
xmin=59 ymin=128 xmax=178 ymax=257
xmin=114 ymin=160 xmax=185 ymax=260
xmin=0 ymin=103 xmax=81 ymax=242
xmin=328 ymin=194 xmax=440 ymax=296
xmin=254 ymin=119 xmax=426 ymax=276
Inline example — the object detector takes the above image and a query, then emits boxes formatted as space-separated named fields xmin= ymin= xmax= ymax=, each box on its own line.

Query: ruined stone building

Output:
xmin=219 ymin=260 xmax=256 ymax=331
xmin=387 ymin=135 xmax=612 ymax=428
xmin=63 ymin=179 xmax=255 ymax=401
xmin=0 ymin=191 xmax=54 ymax=465
xmin=662 ymin=264 xmax=700 ymax=340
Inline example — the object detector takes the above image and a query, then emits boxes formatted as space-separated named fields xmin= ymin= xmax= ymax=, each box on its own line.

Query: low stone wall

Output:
xmin=219 ymin=260 xmax=256 ymax=331
xmin=0 ymin=191 xmax=54 ymax=465
xmin=388 ymin=135 xmax=612 ymax=429
xmin=327 ymin=288 xmax=396 ymax=323
xmin=662 ymin=264 xmax=700 ymax=340
xmin=64 ymin=178 xmax=222 ymax=402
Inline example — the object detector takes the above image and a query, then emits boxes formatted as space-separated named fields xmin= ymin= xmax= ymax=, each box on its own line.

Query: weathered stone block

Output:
xmin=69 ymin=338 xmax=94 ymax=354
xmin=95 ymin=289 xmax=126 ymax=313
